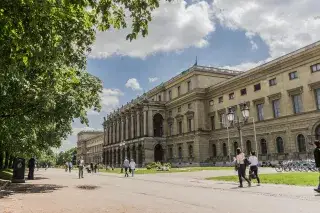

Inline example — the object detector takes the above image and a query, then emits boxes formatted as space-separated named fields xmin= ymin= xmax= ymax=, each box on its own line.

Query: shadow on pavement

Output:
xmin=0 ymin=183 xmax=65 ymax=199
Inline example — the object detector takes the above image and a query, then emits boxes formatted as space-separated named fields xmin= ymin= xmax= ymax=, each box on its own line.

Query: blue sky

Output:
xmin=59 ymin=0 xmax=320 ymax=151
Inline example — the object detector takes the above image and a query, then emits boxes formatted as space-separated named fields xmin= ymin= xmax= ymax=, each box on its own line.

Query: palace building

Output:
xmin=101 ymin=41 xmax=320 ymax=167
xmin=77 ymin=130 xmax=104 ymax=164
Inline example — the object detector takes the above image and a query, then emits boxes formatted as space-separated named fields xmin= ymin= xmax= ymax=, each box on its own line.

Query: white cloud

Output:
xmin=148 ymin=77 xmax=159 ymax=83
xmin=90 ymin=0 xmax=214 ymax=58
xmin=125 ymin=78 xmax=142 ymax=91
xmin=213 ymin=0 xmax=320 ymax=69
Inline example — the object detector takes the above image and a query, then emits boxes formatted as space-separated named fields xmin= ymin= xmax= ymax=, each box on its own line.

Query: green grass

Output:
xmin=0 ymin=169 xmax=13 ymax=180
xmin=206 ymin=172 xmax=319 ymax=186
xmin=102 ymin=167 xmax=233 ymax=174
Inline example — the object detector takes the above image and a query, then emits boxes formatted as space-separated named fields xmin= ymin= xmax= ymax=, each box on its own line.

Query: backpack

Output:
xmin=244 ymin=158 xmax=251 ymax=166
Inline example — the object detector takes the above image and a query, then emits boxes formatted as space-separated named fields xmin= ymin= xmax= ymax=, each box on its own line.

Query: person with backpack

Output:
xmin=313 ymin=140 xmax=320 ymax=192
xmin=123 ymin=158 xmax=129 ymax=177
xmin=248 ymin=151 xmax=260 ymax=186
xmin=235 ymin=148 xmax=251 ymax=188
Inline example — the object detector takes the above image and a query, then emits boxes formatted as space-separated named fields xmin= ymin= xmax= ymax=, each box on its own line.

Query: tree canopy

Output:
xmin=0 ymin=0 xmax=167 ymax=155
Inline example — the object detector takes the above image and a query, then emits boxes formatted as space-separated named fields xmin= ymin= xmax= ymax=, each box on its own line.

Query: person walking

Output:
xmin=68 ymin=162 xmax=73 ymax=173
xmin=313 ymin=140 xmax=320 ymax=192
xmin=78 ymin=157 xmax=84 ymax=179
xmin=248 ymin=151 xmax=261 ymax=186
xmin=129 ymin=159 xmax=136 ymax=177
xmin=90 ymin=163 xmax=94 ymax=174
xmin=27 ymin=157 xmax=36 ymax=180
xmin=123 ymin=158 xmax=130 ymax=177
xmin=235 ymin=148 xmax=251 ymax=188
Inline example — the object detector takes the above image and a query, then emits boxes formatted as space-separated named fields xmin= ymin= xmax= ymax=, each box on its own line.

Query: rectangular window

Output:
xmin=240 ymin=88 xmax=247 ymax=96
xmin=188 ymin=103 xmax=192 ymax=109
xmin=256 ymin=104 xmax=264 ymax=121
xmin=178 ymin=121 xmax=182 ymax=134
xmin=169 ymin=147 xmax=173 ymax=159
xmin=292 ymin=94 xmax=303 ymax=114
xmin=169 ymin=110 xmax=172 ymax=117
xmin=316 ymin=88 xmax=320 ymax=110
xmin=218 ymin=96 xmax=223 ymax=103
xmin=289 ymin=71 xmax=298 ymax=80
xmin=158 ymin=95 xmax=161 ymax=101
xmin=219 ymin=113 xmax=225 ymax=127
xmin=269 ymin=78 xmax=277 ymax=86
xmin=188 ymin=119 xmax=192 ymax=132
xmin=168 ymin=90 xmax=172 ymax=100
xmin=178 ymin=107 xmax=181 ymax=113
xmin=177 ymin=86 xmax=181 ymax=96
xmin=254 ymin=83 xmax=261 ymax=91
xmin=210 ymin=116 xmax=215 ymax=130
xmin=187 ymin=81 xmax=191 ymax=91
xmin=229 ymin=92 xmax=235 ymax=100
xmin=272 ymin=99 xmax=281 ymax=118
xmin=311 ymin=63 xmax=320 ymax=72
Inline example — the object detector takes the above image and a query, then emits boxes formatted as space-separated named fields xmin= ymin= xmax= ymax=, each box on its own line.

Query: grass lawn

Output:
xmin=102 ymin=167 xmax=233 ymax=175
xmin=206 ymin=172 xmax=319 ymax=186
xmin=0 ymin=169 xmax=13 ymax=180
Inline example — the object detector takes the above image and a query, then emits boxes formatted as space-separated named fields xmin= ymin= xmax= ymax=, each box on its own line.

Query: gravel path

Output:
xmin=0 ymin=168 xmax=318 ymax=213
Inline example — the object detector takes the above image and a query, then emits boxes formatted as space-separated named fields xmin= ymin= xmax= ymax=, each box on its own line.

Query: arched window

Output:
xmin=260 ymin=139 xmax=268 ymax=154
xmin=212 ymin=144 xmax=217 ymax=157
xmin=222 ymin=143 xmax=227 ymax=157
xmin=276 ymin=137 xmax=284 ymax=154
xmin=297 ymin=134 xmax=306 ymax=153
xmin=188 ymin=145 xmax=193 ymax=158
xmin=233 ymin=142 xmax=238 ymax=155
xmin=316 ymin=125 xmax=320 ymax=140
xmin=178 ymin=146 xmax=182 ymax=159
xmin=246 ymin=140 xmax=252 ymax=155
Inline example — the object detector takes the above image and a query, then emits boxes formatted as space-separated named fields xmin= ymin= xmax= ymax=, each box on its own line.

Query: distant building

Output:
xmin=77 ymin=130 xmax=103 ymax=164
xmin=102 ymin=41 xmax=320 ymax=167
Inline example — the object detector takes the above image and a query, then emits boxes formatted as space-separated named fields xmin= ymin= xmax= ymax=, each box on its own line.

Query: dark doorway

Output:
xmin=154 ymin=144 xmax=163 ymax=162
xmin=138 ymin=144 xmax=143 ymax=165
xmin=132 ymin=145 xmax=136 ymax=162
xmin=316 ymin=125 xmax=320 ymax=140
xmin=153 ymin=113 xmax=164 ymax=137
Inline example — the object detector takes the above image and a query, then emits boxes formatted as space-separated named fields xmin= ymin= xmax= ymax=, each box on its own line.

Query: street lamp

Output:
xmin=226 ymin=103 xmax=257 ymax=157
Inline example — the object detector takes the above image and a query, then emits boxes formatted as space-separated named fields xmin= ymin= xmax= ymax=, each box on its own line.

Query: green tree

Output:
xmin=0 ymin=0 xmax=167 ymax=156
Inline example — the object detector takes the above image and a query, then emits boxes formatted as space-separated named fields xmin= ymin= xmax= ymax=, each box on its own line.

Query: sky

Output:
xmin=59 ymin=0 xmax=320 ymax=151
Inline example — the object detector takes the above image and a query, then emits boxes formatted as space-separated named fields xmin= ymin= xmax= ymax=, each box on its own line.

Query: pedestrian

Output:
xmin=90 ymin=163 xmax=94 ymax=174
xmin=27 ymin=157 xmax=35 ymax=180
xmin=313 ymin=140 xmax=320 ymax=192
xmin=69 ymin=162 xmax=72 ymax=173
xmin=129 ymin=159 xmax=136 ymax=177
xmin=94 ymin=163 xmax=97 ymax=173
xmin=235 ymin=148 xmax=251 ymax=188
xmin=248 ymin=151 xmax=260 ymax=186
xmin=78 ymin=157 xmax=84 ymax=179
xmin=123 ymin=158 xmax=129 ymax=177
xmin=65 ymin=162 xmax=68 ymax=172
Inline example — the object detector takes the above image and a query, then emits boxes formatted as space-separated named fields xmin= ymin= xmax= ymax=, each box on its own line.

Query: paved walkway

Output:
xmin=0 ymin=168 xmax=318 ymax=213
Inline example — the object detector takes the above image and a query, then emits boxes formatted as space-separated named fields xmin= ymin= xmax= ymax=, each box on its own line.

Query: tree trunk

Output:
xmin=0 ymin=151 xmax=3 ymax=169
xmin=4 ymin=151 xmax=9 ymax=169
xmin=9 ymin=155 xmax=14 ymax=168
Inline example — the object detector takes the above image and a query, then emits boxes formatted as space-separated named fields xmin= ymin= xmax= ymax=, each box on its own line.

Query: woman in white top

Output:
xmin=248 ymin=151 xmax=260 ymax=185
xmin=129 ymin=159 xmax=136 ymax=177
xmin=235 ymin=148 xmax=251 ymax=187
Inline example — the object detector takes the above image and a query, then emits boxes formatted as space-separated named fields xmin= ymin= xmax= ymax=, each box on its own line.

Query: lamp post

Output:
xmin=226 ymin=103 xmax=257 ymax=157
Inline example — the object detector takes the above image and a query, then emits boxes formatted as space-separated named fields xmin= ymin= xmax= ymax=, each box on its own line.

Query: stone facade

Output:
xmin=77 ymin=131 xmax=104 ymax=164
xmin=103 ymin=41 xmax=320 ymax=167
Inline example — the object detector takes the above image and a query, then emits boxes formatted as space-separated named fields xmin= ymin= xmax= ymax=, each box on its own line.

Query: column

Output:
xmin=136 ymin=111 xmax=141 ymax=137
xmin=117 ymin=120 xmax=121 ymax=143
xmin=105 ymin=127 xmax=109 ymax=145
xmin=147 ymin=110 xmax=153 ymax=137
xmin=113 ymin=122 xmax=116 ymax=144
xmin=115 ymin=148 xmax=118 ymax=167
xmin=125 ymin=115 xmax=129 ymax=140
xmin=121 ymin=118 xmax=125 ymax=141
xmin=108 ymin=125 xmax=112 ymax=144
xmin=143 ymin=110 xmax=148 ymax=136
xmin=131 ymin=113 xmax=135 ymax=139
xmin=119 ymin=147 xmax=123 ymax=165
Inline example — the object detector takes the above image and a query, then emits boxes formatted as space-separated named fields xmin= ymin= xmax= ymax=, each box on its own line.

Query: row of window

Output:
xmin=210 ymin=88 xmax=320 ymax=130
xmin=167 ymin=80 xmax=192 ymax=101
xmin=167 ymin=144 xmax=194 ymax=159
xmin=168 ymin=103 xmax=193 ymax=117
xmin=168 ymin=118 xmax=193 ymax=136
xmin=212 ymin=134 xmax=307 ymax=157
xmin=213 ymin=63 xmax=319 ymax=104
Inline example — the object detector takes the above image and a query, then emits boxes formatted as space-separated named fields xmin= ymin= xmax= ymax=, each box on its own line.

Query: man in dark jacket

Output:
xmin=28 ymin=157 xmax=36 ymax=180
xmin=314 ymin=140 xmax=320 ymax=191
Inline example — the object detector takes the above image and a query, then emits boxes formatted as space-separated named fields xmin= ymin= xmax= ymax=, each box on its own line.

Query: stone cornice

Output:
xmin=206 ymin=44 xmax=320 ymax=98
xmin=166 ymin=88 xmax=206 ymax=108
xmin=175 ymin=114 xmax=184 ymax=121
xmin=185 ymin=110 xmax=195 ymax=118
xmin=287 ymin=86 xmax=304 ymax=96
xmin=308 ymin=80 xmax=320 ymax=90
xmin=267 ymin=92 xmax=282 ymax=101
xmin=252 ymin=97 xmax=265 ymax=105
